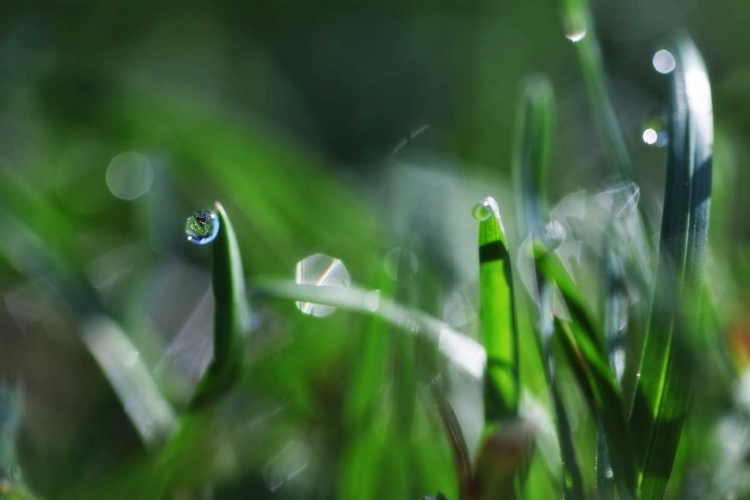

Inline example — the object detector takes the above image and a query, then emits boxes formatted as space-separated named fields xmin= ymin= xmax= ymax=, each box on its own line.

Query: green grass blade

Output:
xmin=431 ymin=379 xmax=472 ymax=500
xmin=630 ymin=36 xmax=713 ymax=500
xmin=190 ymin=202 xmax=249 ymax=409
xmin=538 ymin=253 xmax=638 ymax=497
xmin=254 ymin=280 xmax=486 ymax=379
xmin=597 ymin=236 xmax=628 ymax=498
xmin=514 ymin=75 xmax=555 ymax=236
xmin=512 ymin=75 xmax=585 ymax=499
xmin=477 ymin=197 xmax=519 ymax=422
xmin=560 ymin=0 xmax=633 ymax=180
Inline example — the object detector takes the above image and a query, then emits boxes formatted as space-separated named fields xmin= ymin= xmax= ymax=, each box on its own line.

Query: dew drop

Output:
xmin=563 ymin=12 xmax=587 ymax=43
xmin=530 ymin=220 xmax=567 ymax=257
xmin=652 ymin=49 xmax=676 ymax=75
xmin=472 ymin=197 xmax=498 ymax=221
xmin=641 ymin=110 xmax=669 ymax=148
xmin=185 ymin=210 xmax=219 ymax=245
xmin=295 ymin=254 xmax=350 ymax=317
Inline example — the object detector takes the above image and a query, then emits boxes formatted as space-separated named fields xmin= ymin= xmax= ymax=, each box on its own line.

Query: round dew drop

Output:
xmin=472 ymin=202 xmax=492 ymax=221
xmin=185 ymin=209 xmax=219 ymax=245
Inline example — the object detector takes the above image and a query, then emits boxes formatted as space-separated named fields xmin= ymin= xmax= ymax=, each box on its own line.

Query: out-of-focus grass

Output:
xmin=0 ymin=1 xmax=749 ymax=499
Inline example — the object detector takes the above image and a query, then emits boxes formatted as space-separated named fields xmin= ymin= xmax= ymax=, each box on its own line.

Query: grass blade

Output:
xmin=190 ymin=202 xmax=249 ymax=409
xmin=560 ymin=0 xmax=633 ymax=180
xmin=513 ymin=75 xmax=586 ymax=499
xmin=629 ymin=36 xmax=713 ymax=499
xmin=514 ymin=75 xmax=555 ymax=236
xmin=538 ymin=253 xmax=638 ymax=497
xmin=476 ymin=197 xmax=519 ymax=421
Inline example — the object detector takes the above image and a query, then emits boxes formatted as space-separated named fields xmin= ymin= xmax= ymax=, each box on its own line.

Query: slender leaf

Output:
xmin=190 ymin=202 xmax=249 ymax=409
xmin=477 ymin=197 xmax=519 ymax=422
xmin=630 ymin=37 xmax=713 ymax=499
xmin=560 ymin=0 xmax=633 ymax=180
xmin=513 ymin=75 xmax=585 ymax=499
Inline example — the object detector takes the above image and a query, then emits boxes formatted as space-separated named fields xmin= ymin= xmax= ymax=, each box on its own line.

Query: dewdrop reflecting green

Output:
xmin=471 ymin=200 xmax=493 ymax=221
xmin=185 ymin=210 xmax=219 ymax=245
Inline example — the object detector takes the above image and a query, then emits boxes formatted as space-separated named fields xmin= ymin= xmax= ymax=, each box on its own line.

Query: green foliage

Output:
xmin=0 ymin=3 xmax=733 ymax=499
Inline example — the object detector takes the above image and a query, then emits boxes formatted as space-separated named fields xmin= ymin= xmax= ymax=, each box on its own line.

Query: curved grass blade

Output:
xmin=0 ymin=173 xmax=176 ymax=449
xmin=513 ymin=76 xmax=585 ymax=499
xmin=477 ymin=197 xmax=519 ymax=422
xmin=560 ymin=0 xmax=633 ymax=181
xmin=254 ymin=280 xmax=486 ymax=379
xmin=630 ymin=37 xmax=713 ymax=500
xmin=190 ymin=202 xmax=249 ymax=409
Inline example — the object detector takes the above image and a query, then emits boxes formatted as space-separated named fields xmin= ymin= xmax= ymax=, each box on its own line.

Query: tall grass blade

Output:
xmin=538 ymin=254 xmax=638 ymax=498
xmin=629 ymin=36 xmax=713 ymax=500
xmin=513 ymin=75 xmax=585 ymax=498
xmin=190 ymin=202 xmax=249 ymax=409
xmin=560 ymin=0 xmax=633 ymax=180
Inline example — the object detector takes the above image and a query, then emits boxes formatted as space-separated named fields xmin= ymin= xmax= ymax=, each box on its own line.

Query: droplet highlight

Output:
xmin=563 ymin=12 xmax=587 ymax=43
xmin=472 ymin=197 xmax=498 ymax=221
xmin=185 ymin=210 xmax=219 ymax=245
xmin=295 ymin=254 xmax=351 ymax=317
xmin=641 ymin=110 xmax=669 ymax=148
xmin=652 ymin=49 xmax=676 ymax=75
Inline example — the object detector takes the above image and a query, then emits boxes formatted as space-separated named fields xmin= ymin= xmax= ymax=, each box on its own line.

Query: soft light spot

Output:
xmin=652 ymin=49 xmax=676 ymax=74
xmin=106 ymin=152 xmax=153 ymax=200
xmin=642 ymin=128 xmax=658 ymax=145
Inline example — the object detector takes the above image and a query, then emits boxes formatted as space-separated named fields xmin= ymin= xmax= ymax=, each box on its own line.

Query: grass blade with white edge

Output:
xmin=476 ymin=197 xmax=519 ymax=422
xmin=630 ymin=36 xmax=713 ymax=500
xmin=190 ymin=202 xmax=249 ymax=409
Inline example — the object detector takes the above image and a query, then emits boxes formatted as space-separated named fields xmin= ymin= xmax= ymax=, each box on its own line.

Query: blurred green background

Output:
xmin=1 ymin=0 xmax=750 ymax=498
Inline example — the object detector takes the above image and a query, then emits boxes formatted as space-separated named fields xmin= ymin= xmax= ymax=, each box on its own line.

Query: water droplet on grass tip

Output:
xmin=472 ymin=197 xmax=498 ymax=221
xmin=295 ymin=254 xmax=350 ymax=317
xmin=185 ymin=210 xmax=219 ymax=245
xmin=563 ymin=12 xmax=587 ymax=43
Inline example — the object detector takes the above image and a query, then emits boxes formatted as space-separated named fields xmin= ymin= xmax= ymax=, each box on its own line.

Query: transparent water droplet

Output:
xmin=563 ymin=12 xmax=587 ymax=43
xmin=185 ymin=210 xmax=219 ymax=245
xmin=383 ymin=247 xmax=419 ymax=281
xmin=530 ymin=220 xmax=567 ymax=257
xmin=641 ymin=110 xmax=669 ymax=147
xmin=652 ymin=49 xmax=676 ymax=74
xmin=472 ymin=196 xmax=498 ymax=221
xmin=295 ymin=254 xmax=350 ymax=317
